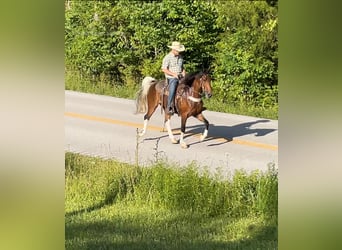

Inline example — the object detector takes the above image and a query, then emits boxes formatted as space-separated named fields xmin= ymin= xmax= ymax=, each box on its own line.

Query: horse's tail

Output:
xmin=135 ymin=76 xmax=156 ymax=114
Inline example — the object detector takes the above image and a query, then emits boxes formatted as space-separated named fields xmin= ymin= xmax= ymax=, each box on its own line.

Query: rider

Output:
xmin=161 ymin=41 xmax=186 ymax=114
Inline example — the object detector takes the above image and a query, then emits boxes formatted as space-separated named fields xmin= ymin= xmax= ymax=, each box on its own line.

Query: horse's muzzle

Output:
xmin=205 ymin=92 xmax=212 ymax=98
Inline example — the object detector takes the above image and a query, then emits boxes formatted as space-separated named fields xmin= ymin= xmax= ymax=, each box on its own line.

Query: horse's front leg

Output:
xmin=164 ymin=114 xmax=179 ymax=144
xmin=196 ymin=113 xmax=209 ymax=141
xmin=179 ymin=114 xmax=189 ymax=149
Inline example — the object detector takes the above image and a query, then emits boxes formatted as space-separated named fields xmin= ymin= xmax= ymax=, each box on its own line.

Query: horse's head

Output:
xmin=199 ymin=73 xmax=212 ymax=98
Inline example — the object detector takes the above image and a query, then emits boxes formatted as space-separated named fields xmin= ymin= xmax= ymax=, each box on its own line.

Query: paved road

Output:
xmin=65 ymin=90 xmax=278 ymax=173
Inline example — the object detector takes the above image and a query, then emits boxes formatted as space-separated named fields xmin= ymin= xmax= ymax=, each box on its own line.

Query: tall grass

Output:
xmin=204 ymin=97 xmax=278 ymax=120
xmin=65 ymin=70 xmax=278 ymax=119
xmin=65 ymin=153 xmax=277 ymax=219
xmin=132 ymin=163 xmax=277 ymax=220
xmin=65 ymin=152 xmax=278 ymax=249
xmin=65 ymin=70 xmax=139 ymax=99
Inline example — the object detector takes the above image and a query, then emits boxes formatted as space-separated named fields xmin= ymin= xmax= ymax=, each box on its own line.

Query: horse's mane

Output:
xmin=181 ymin=71 xmax=204 ymax=86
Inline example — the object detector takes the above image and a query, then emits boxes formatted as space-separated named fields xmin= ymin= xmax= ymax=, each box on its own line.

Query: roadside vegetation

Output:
xmin=65 ymin=70 xmax=277 ymax=119
xmin=65 ymin=0 xmax=278 ymax=119
xmin=65 ymin=152 xmax=278 ymax=249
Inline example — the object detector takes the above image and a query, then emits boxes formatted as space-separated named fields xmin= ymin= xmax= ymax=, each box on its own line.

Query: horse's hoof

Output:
xmin=171 ymin=138 xmax=179 ymax=144
xmin=181 ymin=142 xmax=189 ymax=149
xmin=200 ymin=130 xmax=208 ymax=142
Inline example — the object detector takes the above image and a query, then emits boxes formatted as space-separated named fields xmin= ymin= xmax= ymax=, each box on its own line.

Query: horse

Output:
xmin=135 ymin=71 xmax=212 ymax=148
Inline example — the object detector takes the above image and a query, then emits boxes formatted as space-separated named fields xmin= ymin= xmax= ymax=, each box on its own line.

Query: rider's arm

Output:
xmin=162 ymin=68 xmax=178 ymax=78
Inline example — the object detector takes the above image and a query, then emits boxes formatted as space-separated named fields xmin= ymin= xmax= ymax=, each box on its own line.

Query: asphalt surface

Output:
xmin=65 ymin=90 xmax=278 ymax=174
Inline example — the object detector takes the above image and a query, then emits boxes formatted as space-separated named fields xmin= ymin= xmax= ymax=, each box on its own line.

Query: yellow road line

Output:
xmin=65 ymin=112 xmax=278 ymax=151
xmin=65 ymin=112 xmax=162 ymax=131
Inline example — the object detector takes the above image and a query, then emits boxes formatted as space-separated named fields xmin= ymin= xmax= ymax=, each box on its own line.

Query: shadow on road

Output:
xmin=184 ymin=119 xmax=276 ymax=147
xmin=141 ymin=120 xmax=276 ymax=148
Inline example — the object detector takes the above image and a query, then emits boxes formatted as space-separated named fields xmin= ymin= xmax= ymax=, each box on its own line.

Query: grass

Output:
xmin=204 ymin=97 xmax=278 ymax=120
xmin=65 ymin=70 xmax=139 ymax=99
xmin=65 ymin=152 xmax=278 ymax=249
xmin=65 ymin=70 xmax=278 ymax=120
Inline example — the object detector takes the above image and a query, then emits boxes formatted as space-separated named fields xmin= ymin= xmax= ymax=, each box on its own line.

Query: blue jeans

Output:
xmin=167 ymin=77 xmax=179 ymax=109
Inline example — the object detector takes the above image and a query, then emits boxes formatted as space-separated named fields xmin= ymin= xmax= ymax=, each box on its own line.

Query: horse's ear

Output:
xmin=202 ymin=69 xmax=209 ymax=76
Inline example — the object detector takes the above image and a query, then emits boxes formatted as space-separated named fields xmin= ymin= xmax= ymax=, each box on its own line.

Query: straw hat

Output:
xmin=168 ymin=41 xmax=185 ymax=52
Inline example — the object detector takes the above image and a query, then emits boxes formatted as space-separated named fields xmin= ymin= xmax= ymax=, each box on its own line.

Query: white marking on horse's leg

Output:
xmin=200 ymin=129 xmax=208 ymax=141
xmin=139 ymin=119 xmax=148 ymax=136
xmin=180 ymin=132 xmax=188 ymax=148
xmin=165 ymin=119 xmax=178 ymax=144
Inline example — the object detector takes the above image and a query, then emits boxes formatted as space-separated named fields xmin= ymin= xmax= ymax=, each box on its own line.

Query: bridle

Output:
xmin=187 ymin=74 xmax=211 ymax=102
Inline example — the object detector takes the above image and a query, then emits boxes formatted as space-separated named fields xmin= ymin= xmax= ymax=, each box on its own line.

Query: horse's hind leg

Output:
xmin=195 ymin=113 xmax=209 ymax=141
xmin=164 ymin=113 xmax=179 ymax=144
xmin=139 ymin=115 xmax=149 ymax=137
xmin=139 ymin=95 xmax=159 ymax=137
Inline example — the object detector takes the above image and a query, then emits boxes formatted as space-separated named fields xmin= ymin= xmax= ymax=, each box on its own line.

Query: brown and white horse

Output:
xmin=135 ymin=72 xmax=212 ymax=148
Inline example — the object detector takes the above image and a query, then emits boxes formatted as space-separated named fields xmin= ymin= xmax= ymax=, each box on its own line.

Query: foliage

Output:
xmin=213 ymin=0 xmax=278 ymax=108
xmin=65 ymin=0 xmax=220 ymax=81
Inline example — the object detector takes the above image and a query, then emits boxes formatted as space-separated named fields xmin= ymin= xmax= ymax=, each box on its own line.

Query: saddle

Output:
xmin=155 ymin=78 xmax=186 ymax=115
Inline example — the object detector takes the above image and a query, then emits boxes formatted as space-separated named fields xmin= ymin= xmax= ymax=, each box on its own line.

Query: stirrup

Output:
xmin=167 ymin=106 xmax=174 ymax=115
